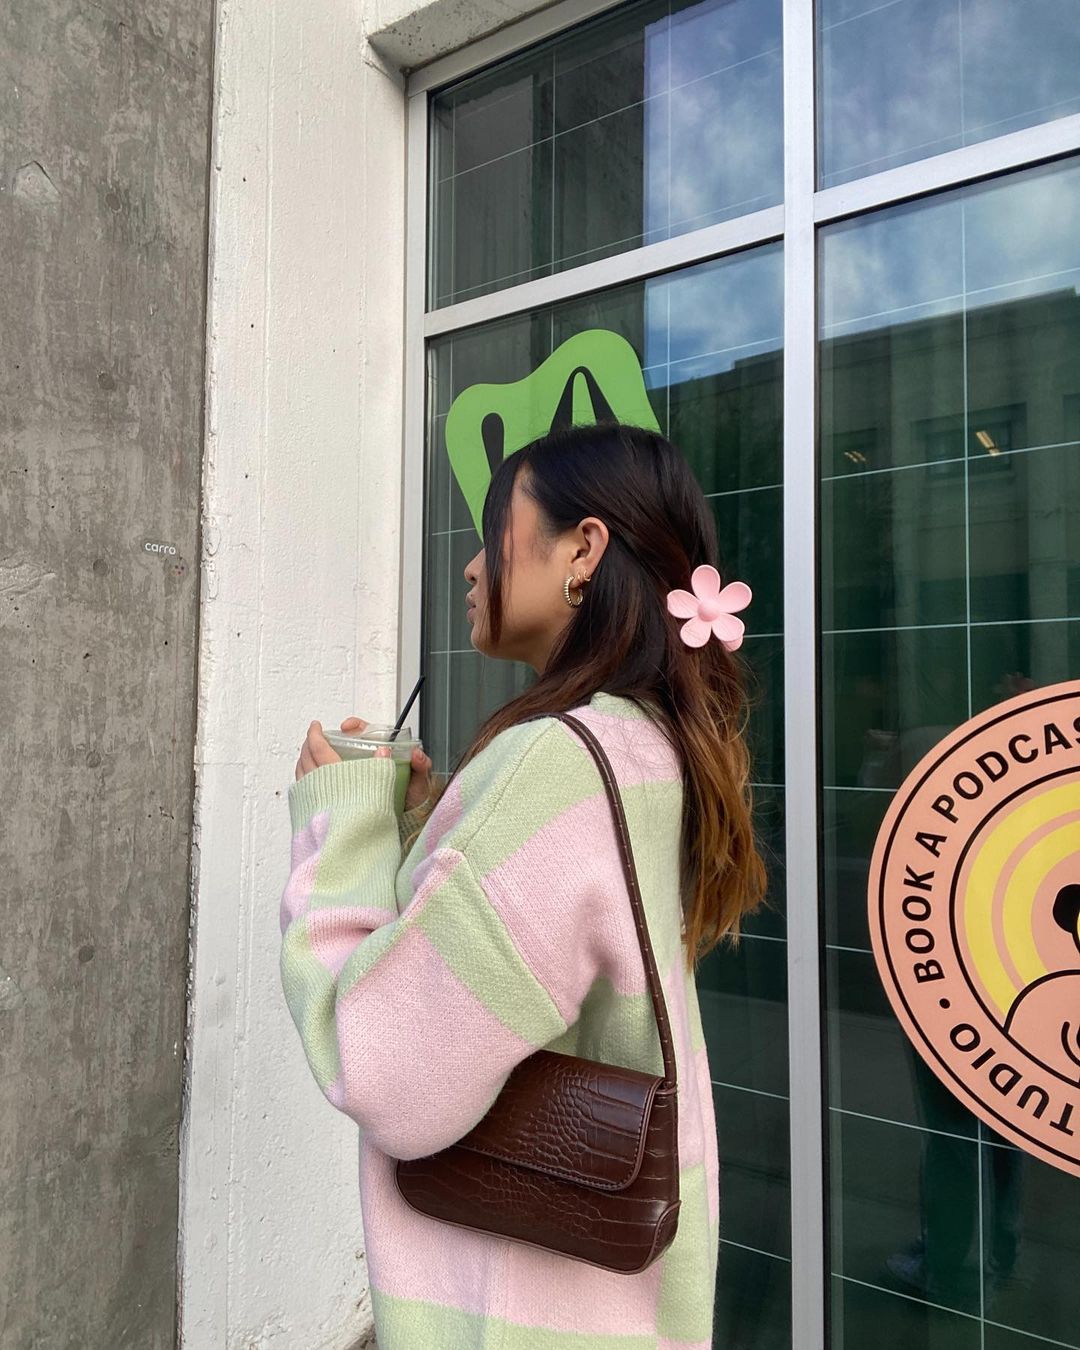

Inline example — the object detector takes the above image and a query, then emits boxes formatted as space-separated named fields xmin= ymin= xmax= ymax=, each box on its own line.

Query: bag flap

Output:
xmin=454 ymin=1050 xmax=663 ymax=1192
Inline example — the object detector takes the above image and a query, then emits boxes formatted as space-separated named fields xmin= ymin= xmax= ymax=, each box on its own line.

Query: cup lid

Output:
xmin=323 ymin=724 xmax=417 ymax=745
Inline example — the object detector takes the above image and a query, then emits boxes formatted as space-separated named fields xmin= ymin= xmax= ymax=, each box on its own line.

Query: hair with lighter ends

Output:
xmin=454 ymin=422 xmax=767 ymax=970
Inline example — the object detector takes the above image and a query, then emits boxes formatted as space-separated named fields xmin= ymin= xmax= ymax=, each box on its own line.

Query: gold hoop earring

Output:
xmin=564 ymin=575 xmax=584 ymax=608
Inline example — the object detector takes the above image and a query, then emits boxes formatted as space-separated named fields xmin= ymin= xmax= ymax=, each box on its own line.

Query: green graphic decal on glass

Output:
xmin=444 ymin=329 xmax=661 ymax=534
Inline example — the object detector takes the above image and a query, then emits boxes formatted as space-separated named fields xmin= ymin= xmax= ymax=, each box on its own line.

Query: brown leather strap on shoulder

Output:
xmin=552 ymin=712 xmax=678 ymax=1092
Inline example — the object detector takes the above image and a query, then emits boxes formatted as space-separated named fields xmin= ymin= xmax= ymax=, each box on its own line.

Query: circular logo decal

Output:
xmin=869 ymin=680 xmax=1080 ymax=1176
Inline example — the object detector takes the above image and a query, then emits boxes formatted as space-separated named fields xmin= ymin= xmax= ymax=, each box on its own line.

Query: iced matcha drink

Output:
xmin=321 ymin=723 xmax=419 ymax=815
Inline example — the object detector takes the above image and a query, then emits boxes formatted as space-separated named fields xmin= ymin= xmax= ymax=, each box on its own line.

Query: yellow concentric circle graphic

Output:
xmin=958 ymin=783 xmax=1080 ymax=1025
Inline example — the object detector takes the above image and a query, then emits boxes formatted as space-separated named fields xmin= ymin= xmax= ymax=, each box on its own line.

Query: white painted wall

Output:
xmin=181 ymin=2 xmax=407 ymax=1345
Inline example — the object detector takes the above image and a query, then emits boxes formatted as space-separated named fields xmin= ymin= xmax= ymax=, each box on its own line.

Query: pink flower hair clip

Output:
xmin=666 ymin=565 xmax=752 ymax=651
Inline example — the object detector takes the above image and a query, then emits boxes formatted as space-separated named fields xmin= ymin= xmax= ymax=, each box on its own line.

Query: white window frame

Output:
xmin=397 ymin=4 xmax=1080 ymax=1344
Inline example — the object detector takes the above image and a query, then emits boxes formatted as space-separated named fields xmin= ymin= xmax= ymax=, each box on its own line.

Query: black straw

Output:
xmin=389 ymin=674 xmax=425 ymax=740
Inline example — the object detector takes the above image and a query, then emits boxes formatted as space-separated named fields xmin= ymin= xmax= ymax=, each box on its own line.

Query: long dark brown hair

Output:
xmin=456 ymin=421 xmax=766 ymax=970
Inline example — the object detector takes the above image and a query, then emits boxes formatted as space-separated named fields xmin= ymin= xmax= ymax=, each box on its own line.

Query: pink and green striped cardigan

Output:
xmin=280 ymin=691 xmax=720 ymax=1348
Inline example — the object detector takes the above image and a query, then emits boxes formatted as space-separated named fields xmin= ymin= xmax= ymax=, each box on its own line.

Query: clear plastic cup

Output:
xmin=321 ymin=723 xmax=419 ymax=815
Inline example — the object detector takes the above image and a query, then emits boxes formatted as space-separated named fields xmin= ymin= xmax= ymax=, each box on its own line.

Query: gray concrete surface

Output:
xmin=0 ymin=2 xmax=213 ymax=1344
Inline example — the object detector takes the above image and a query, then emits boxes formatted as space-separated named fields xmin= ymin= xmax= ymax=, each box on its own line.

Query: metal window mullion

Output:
xmin=782 ymin=3 xmax=825 ymax=1349
xmin=398 ymin=88 xmax=429 ymax=719
xmin=423 ymin=205 xmax=785 ymax=337
xmin=814 ymin=111 xmax=1080 ymax=224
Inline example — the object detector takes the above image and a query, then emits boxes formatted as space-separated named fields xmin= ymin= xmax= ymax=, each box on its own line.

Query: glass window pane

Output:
xmin=817 ymin=0 xmax=1080 ymax=188
xmin=429 ymin=0 xmax=783 ymax=308
xmin=424 ymin=246 xmax=788 ymax=1345
xmin=819 ymin=157 xmax=1080 ymax=1350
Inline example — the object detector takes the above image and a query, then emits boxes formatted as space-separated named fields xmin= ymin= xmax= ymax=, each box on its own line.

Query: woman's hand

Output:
xmin=294 ymin=721 xmax=341 ymax=781
xmin=340 ymin=716 xmax=435 ymax=813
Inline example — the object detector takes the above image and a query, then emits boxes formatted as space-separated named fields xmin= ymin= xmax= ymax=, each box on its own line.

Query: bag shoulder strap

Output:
xmin=551 ymin=712 xmax=678 ymax=1093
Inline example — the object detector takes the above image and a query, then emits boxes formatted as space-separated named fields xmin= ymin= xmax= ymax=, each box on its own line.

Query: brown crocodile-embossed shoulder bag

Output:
xmin=395 ymin=712 xmax=681 ymax=1274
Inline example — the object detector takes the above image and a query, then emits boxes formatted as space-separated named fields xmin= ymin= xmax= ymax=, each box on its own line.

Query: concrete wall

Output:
xmin=0 ymin=2 xmax=214 ymax=1347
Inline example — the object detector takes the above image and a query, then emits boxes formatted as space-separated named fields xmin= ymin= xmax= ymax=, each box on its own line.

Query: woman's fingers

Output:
xmin=340 ymin=716 xmax=367 ymax=732
xmin=411 ymin=747 xmax=433 ymax=776
xmin=308 ymin=721 xmax=341 ymax=769
xmin=296 ymin=721 xmax=342 ymax=781
xmin=404 ymin=746 xmax=434 ymax=813
xmin=408 ymin=747 xmax=433 ymax=786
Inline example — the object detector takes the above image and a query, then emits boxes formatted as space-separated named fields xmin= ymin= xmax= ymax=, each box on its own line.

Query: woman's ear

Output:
xmin=576 ymin=516 xmax=610 ymax=573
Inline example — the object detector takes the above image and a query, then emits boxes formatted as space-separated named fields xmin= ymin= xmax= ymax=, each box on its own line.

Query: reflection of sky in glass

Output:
xmin=963 ymin=1 xmax=1080 ymax=137
xmin=965 ymin=161 xmax=1080 ymax=306
xmin=668 ymin=49 xmax=783 ymax=232
xmin=431 ymin=0 xmax=782 ymax=305
xmin=648 ymin=0 xmax=783 ymax=237
xmin=818 ymin=0 xmax=1080 ymax=188
xmin=822 ymin=159 xmax=1080 ymax=336
xmin=645 ymin=245 xmax=783 ymax=379
xmin=819 ymin=0 xmax=962 ymax=184
xmin=669 ymin=0 xmax=780 ymax=87
xmin=821 ymin=197 xmax=963 ymax=334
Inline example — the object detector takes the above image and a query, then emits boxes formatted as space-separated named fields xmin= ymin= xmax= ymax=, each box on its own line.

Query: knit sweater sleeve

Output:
xmin=279 ymin=720 xmax=605 ymax=1161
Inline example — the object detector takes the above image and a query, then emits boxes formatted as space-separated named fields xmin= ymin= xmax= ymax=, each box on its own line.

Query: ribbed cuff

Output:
xmin=288 ymin=756 xmax=397 ymax=831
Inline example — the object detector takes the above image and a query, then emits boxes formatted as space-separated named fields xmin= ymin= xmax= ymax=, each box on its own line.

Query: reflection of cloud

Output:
xmin=823 ymin=161 xmax=1080 ymax=335
xmin=821 ymin=0 xmax=1080 ymax=185
xmin=820 ymin=3 xmax=961 ymax=184
xmin=822 ymin=196 xmax=962 ymax=333
xmin=666 ymin=53 xmax=782 ymax=231
xmin=668 ymin=0 xmax=781 ymax=89
xmin=965 ymin=163 xmax=1080 ymax=304
xmin=960 ymin=3 xmax=1080 ymax=135
xmin=644 ymin=247 xmax=783 ymax=370
xmin=641 ymin=0 xmax=783 ymax=240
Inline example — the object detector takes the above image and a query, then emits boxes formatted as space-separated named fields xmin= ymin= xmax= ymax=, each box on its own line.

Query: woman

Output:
xmin=281 ymin=422 xmax=766 ymax=1349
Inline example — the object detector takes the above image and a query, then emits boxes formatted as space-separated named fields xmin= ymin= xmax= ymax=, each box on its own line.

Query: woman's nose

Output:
xmin=464 ymin=550 xmax=482 ymax=584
